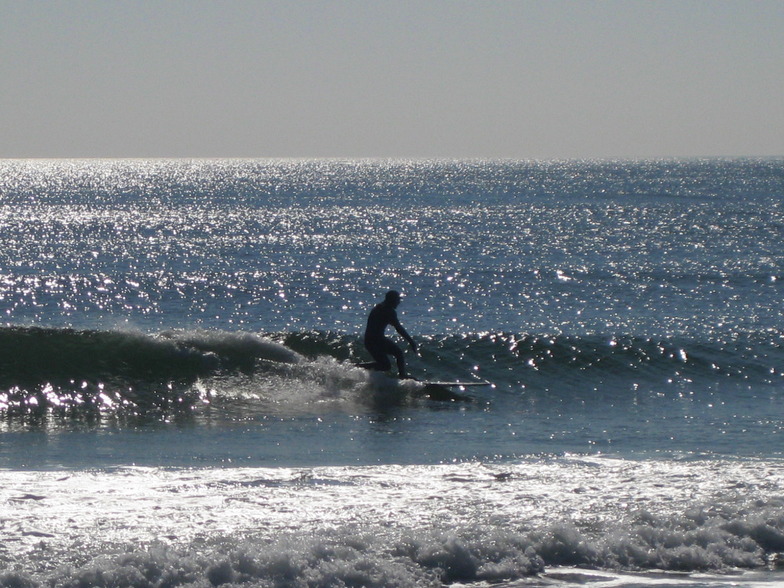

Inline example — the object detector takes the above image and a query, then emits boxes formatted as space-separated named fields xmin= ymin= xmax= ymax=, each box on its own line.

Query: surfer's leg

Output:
xmin=384 ymin=339 xmax=407 ymax=378
xmin=364 ymin=340 xmax=392 ymax=372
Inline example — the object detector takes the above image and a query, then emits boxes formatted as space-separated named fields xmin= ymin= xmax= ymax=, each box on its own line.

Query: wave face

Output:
xmin=0 ymin=326 xmax=301 ymax=418
xmin=3 ymin=326 xmax=782 ymax=395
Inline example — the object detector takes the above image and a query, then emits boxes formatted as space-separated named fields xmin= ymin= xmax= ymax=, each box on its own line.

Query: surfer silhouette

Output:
xmin=359 ymin=290 xmax=418 ymax=379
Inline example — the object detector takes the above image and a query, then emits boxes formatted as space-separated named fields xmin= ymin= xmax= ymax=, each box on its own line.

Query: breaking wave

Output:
xmin=1 ymin=326 xmax=782 ymax=418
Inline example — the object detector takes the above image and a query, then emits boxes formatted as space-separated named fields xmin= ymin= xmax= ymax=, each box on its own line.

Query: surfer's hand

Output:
xmin=410 ymin=341 xmax=419 ymax=353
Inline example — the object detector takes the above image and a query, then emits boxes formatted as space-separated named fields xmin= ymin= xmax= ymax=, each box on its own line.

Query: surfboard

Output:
xmin=354 ymin=363 xmax=490 ymax=387
xmin=355 ymin=365 xmax=491 ymax=401
xmin=415 ymin=381 xmax=491 ymax=388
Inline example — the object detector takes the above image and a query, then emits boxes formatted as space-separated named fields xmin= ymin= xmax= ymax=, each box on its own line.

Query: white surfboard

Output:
xmin=416 ymin=381 xmax=491 ymax=388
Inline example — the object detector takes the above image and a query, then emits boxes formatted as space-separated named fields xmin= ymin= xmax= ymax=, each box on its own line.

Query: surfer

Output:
xmin=359 ymin=290 xmax=418 ymax=379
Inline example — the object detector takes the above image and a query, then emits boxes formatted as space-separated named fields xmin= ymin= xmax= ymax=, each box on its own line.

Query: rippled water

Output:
xmin=2 ymin=159 xmax=783 ymax=337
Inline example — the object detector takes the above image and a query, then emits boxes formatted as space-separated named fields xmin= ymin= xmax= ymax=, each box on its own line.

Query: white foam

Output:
xmin=2 ymin=457 xmax=784 ymax=586
xmin=163 ymin=329 xmax=304 ymax=365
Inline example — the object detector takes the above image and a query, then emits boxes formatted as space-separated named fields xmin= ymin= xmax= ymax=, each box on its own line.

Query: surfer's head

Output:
xmin=384 ymin=290 xmax=401 ymax=307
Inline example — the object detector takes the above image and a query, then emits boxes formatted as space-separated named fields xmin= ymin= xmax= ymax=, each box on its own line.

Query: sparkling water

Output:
xmin=1 ymin=158 xmax=783 ymax=586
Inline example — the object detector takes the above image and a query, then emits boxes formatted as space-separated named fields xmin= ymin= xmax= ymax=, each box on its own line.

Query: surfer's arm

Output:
xmin=392 ymin=318 xmax=418 ymax=352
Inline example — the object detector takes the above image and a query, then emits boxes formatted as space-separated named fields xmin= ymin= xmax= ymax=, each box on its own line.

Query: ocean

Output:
xmin=1 ymin=158 xmax=783 ymax=587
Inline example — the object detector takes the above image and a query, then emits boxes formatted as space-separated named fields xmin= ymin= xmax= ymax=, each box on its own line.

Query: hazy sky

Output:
xmin=1 ymin=1 xmax=782 ymax=159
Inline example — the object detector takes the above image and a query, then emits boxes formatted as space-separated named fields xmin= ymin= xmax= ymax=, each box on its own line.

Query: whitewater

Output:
xmin=1 ymin=158 xmax=784 ymax=587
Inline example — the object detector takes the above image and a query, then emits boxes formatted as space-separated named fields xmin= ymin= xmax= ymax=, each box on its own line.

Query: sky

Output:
xmin=1 ymin=1 xmax=782 ymax=159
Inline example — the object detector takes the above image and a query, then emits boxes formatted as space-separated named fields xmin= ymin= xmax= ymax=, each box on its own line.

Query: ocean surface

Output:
xmin=1 ymin=158 xmax=784 ymax=587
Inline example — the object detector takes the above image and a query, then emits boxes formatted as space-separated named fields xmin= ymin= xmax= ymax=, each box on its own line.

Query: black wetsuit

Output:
xmin=363 ymin=301 xmax=413 ymax=375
